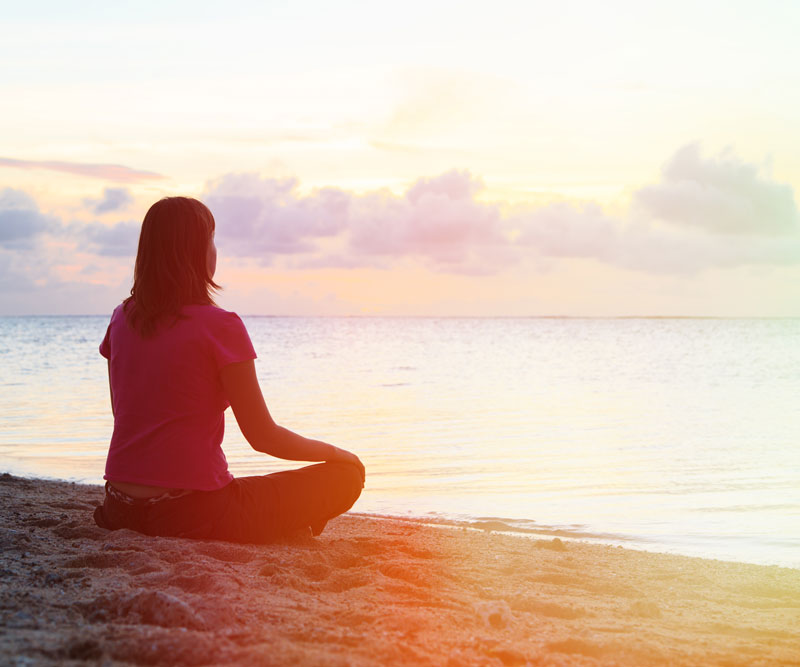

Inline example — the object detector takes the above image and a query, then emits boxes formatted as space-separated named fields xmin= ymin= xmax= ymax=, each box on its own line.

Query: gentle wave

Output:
xmin=1 ymin=315 xmax=799 ymax=567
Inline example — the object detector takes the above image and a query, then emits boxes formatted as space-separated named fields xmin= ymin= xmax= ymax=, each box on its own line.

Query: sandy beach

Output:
xmin=1 ymin=473 xmax=798 ymax=666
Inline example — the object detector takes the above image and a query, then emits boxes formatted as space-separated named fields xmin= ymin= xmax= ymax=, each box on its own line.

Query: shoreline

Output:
xmin=4 ymin=468 xmax=796 ymax=571
xmin=2 ymin=473 xmax=799 ymax=665
xmin=354 ymin=512 xmax=800 ymax=571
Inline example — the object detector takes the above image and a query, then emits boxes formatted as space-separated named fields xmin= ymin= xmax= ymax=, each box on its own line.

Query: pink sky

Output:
xmin=2 ymin=2 xmax=800 ymax=315
xmin=2 ymin=144 xmax=800 ymax=316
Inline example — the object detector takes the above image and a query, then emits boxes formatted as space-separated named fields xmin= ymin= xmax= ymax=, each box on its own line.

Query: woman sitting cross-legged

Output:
xmin=94 ymin=196 xmax=364 ymax=542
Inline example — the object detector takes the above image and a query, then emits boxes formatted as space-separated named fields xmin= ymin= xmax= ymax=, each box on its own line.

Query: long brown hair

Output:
xmin=124 ymin=197 xmax=220 ymax=336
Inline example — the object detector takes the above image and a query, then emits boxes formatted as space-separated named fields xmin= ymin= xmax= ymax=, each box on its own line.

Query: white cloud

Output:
xmin=633 ymin=143 xmax=799 ymax=235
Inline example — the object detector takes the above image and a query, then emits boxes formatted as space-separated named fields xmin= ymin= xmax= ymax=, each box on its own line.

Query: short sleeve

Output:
xmin=207 ymin=311 xmax=257 ymax=370
xmin=100 ymin=304 xmax=123 ymax=359
xmin=99 ymin=322 xmax=112 ymax=359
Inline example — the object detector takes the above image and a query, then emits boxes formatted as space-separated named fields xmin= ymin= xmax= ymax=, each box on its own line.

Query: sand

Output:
xmin=0 ymin=473 xmax=798 ymax=666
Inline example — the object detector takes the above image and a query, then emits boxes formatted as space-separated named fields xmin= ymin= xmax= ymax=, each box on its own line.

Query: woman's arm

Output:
xmin=107 ymin=360 xmax=115 ymax=419
xmin=219 ymin=360 xmax=364 ymax=481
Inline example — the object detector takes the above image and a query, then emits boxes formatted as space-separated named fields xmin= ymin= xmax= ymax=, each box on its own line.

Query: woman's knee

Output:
xmin=326 ymin=461 xmax=363 ymax=508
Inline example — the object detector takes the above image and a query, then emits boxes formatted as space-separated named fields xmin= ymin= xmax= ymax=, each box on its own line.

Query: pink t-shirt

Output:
xmin=99 ymin=303 xmax=257 ymax=490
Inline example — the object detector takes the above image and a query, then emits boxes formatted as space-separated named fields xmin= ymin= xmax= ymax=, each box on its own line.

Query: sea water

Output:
xmin=1 ymin=315 xmax=798 ymax=568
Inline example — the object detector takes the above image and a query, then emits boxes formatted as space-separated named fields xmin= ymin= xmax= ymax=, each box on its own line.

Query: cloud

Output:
xmin=0 ymin=188 xmax=55 ymax=249
xmin=406 ymin=170 xmax=485 ymax=203
xmin=1 ymin=187 xmax=138 ymax=256
xmin=348 ymin=170 xmax=510 ymax=273
xmin=84 ymin=187 xmax=133 ymax=214
xmin=0 ymin=249 xmax=36 ymax=292
xmin=0 ymin=157 xmax=164 ymax=183
xmin=206 ymin=169 xmax=513 ymax=274
xmin=0 ymin=263 xmax=126 ymax=314
xmin=512 ymin=202 xmax=800 ymax=276
xmin=2 ymin=142 xmax=799 ymax=316
xmin=513 ymin=202 xmax=620 ymax=260
xmin=0 ymin=197 xmax=135 ymax=313
xmin=506 ymin=145 xmax=800 ymax=273
xmin=205 ymin=173 xmax=350 ymax=261
xmin=633 ymin=144 xmax=799 ymax=235
xmin=204 ymin=152 xmax=800 ymax=276
xmin=78 ymin=221 xmax=140 ymax=257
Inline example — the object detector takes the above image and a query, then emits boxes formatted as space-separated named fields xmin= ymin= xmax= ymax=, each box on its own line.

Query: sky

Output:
xmin=2 ymin=0 xmax=800 ymax=315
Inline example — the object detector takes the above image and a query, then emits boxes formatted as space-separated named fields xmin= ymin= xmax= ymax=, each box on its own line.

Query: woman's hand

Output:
xmin=327 ymin=446 xmax=366 ymax=486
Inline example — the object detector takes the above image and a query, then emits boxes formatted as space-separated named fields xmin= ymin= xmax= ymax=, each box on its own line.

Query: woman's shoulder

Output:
xmin=183 ymin=305 xmax=256 ymax=360
xmin=107 ymin=302 xmax=127 ymax=326
xmin=182 ymin=304 xmax=248 ymax=334
xmin=183 ymin=304 xmax=243 ymax=321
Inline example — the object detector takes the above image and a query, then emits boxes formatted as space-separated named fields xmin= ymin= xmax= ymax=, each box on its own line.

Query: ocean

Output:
xmin=1 ymin=315 xmax=798 ymax=568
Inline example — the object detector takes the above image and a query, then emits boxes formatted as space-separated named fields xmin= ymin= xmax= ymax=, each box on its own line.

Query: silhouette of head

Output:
xmin=125 ymin=197 xmax=220 ymax=335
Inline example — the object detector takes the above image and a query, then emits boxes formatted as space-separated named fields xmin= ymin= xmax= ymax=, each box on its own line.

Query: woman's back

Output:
xmin=101 ymin=302 xmax=255 ymax=490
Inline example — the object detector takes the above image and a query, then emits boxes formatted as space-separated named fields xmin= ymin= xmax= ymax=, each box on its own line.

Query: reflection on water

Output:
xmin=1 ymin=316 xmax=799 ymax=567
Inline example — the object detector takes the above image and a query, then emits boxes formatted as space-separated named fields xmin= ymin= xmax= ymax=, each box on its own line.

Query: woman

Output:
xmin=94 ymin=197 xmax=364 ymax=542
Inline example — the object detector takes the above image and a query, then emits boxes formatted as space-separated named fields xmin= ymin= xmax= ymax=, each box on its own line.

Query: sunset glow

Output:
xmin=2 ymin=0 xmax=800 ymax=315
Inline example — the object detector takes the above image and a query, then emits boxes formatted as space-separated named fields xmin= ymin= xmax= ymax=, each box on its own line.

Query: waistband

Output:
xmin=105 ymin=482 xmax=195 ymax=506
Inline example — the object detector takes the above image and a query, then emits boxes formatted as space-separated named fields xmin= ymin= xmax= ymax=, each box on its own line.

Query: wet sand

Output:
xmin=1 ymin=473 xmax=798 ymax=666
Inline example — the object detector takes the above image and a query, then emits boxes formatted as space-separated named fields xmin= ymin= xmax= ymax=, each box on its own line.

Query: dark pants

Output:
xmin=93 ymin=462 xmax=363 ymax=543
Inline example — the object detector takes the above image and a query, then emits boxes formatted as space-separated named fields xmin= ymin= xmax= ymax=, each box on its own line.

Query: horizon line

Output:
xmin=2 ymin=313 xmax=800 ymax=320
